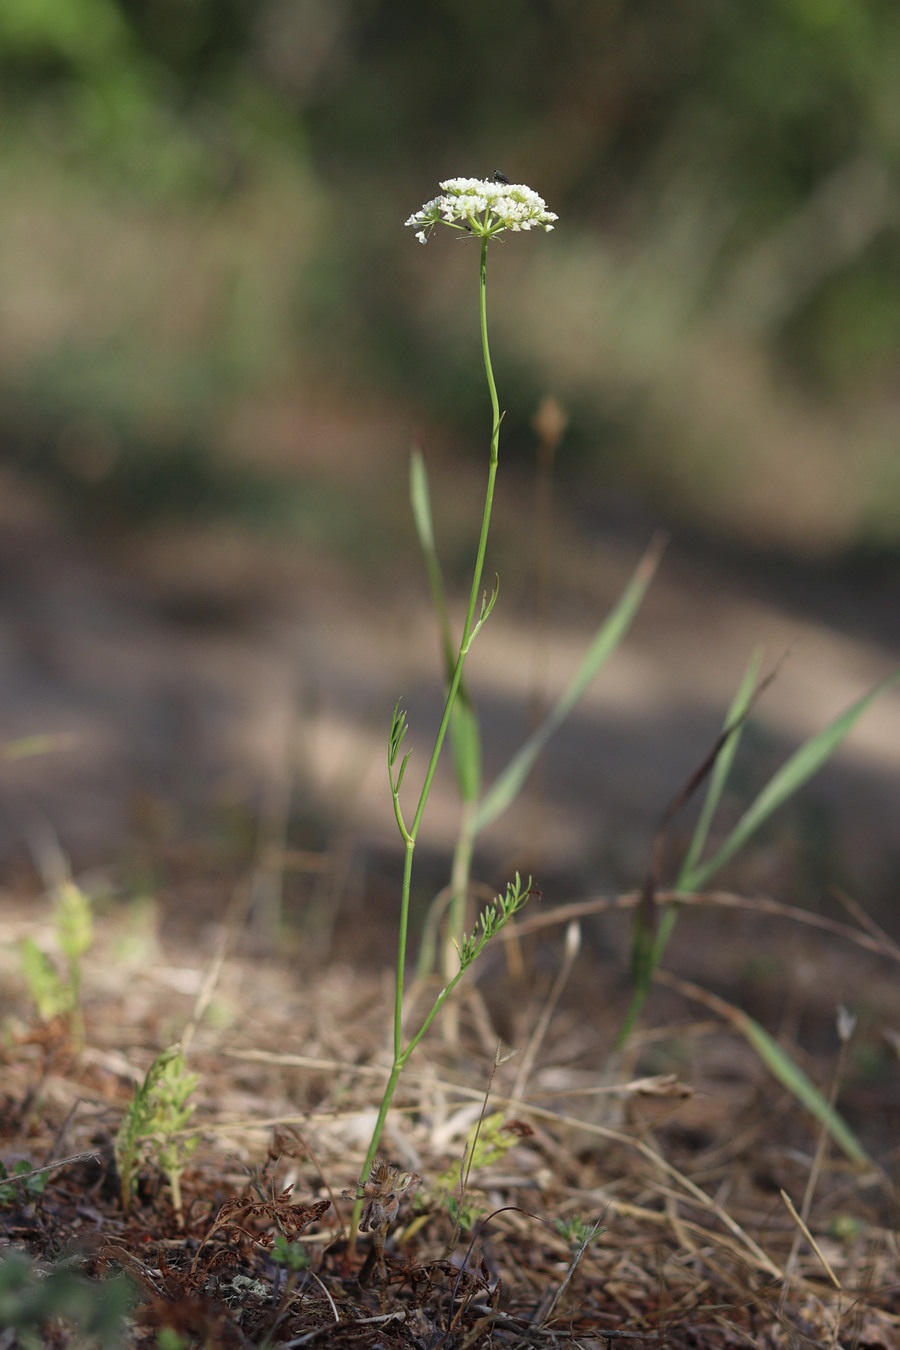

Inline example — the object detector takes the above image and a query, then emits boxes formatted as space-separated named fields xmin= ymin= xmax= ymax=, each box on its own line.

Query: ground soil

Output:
xmin=3 ymin=871 xmax=900 ymax=1349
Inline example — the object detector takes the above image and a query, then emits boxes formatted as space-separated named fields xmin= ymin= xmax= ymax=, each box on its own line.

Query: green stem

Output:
xmin=444 ymin=802 xmax=476 ymax=984
xmin=408 ymin=239 xmax=499 ymax=844
xmin=394 ymin=840 xmax=415 ymax=1060
xmin=350 ymin=1059 xmax=403 ymax=1240
xmin=614 ymin=907 xmax=678 ymax=1050
xmin=353 ymin=237 xmax=502 ymax=1239
xmin=169 ymin=1169 xmax=184 ymax=1227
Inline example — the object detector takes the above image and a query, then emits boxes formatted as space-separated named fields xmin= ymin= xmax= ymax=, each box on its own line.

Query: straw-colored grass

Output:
xmin=2 ymin=874 xmax=898 ymax=1348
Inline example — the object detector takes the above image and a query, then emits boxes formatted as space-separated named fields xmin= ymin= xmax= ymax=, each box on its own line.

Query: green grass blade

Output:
xmin=410 ymin=447 xmax=437 ymax=557
xmin=681 ymin=668 xmax=900 ymax=894
xmin=411 ymin=447 xmax=481 ymax=802
xmin=449 ymin=686 xmax=482 ymax=804
xmin=620 ymin=650 xmax=766 ymax=1049
xmin=1 ymin=734 xmax=73 ymax=762
xmin=739 ymin=1015 xmax=867 ymax=1164
xmin=410 ymin=448 xmax=455 ymax=676
xmin=677 ymin=648 xmax=764 ymax=888
xmin=472 ymin=533 xmax=665 ymax=835
xmin=666 ymin=973 xmax=868 ymax=1163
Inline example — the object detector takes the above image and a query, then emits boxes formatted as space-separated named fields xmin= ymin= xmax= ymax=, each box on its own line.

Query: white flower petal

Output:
xmin=406 ymin=176 xmax=557 ymax=241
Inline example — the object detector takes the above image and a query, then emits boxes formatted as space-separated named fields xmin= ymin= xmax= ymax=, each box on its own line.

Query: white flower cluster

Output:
xmin=405 ymin=176 xmax=558 ymax=244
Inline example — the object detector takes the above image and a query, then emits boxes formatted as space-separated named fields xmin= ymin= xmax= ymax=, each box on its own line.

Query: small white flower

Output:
xmin=405 ymin=176 xmax=558 ymax=244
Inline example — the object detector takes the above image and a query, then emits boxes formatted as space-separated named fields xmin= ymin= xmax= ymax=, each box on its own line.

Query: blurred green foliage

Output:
xmin=2 ymin=0 xmax=900 ymax=548
xmin=19 ymin=880 xmax=93 ymax=1045
xmin=0 ymin=1249 xmax=131 ymax=1350
xmin=0 ymin=1160 xmax=49 ymax=1208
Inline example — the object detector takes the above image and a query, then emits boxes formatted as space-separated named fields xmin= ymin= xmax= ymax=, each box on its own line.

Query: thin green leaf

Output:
xmin=472 ymin=533 xmax=665 ymax=835
xmin=411 ymin=447 xmax=482 ymax=803
xmin=740 ymin=1015 xmax=867 ymax=1164
xmin=449 ymin=690 xmax=481 ymax=805
xmin=410 ymin=448 xmax=437 ymax=556
xmin=629 ymin=913 xmax=657 ymax=994
xmin=677 ymin=648 xmax=764 ymax=887
xmin=410 ymin=449 xmax=455 ymax=677
xmin=666 ymin=973 xmax=868 ymax=1164
xmin=621 ymin=651 xmax=767 ymax=1049
xmin=681 ymin=668 xmax=900 ymax=894
xmin=0 ymin=733 xmax=73 ymax=762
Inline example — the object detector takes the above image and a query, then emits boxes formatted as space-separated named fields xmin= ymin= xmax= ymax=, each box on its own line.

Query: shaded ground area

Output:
xmin=1 ymin=457 xmax=898 ymax=924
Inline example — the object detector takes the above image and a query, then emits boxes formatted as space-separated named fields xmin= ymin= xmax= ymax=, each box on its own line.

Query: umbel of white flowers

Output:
xmin=405 ymin=176 xmax=558 ymax=244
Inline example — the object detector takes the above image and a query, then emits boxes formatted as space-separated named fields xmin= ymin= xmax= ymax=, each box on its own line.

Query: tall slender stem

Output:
xmin=394 ymin=840 xmax=415 ymax=1060
xmin=352 ymin=238 xmax=502 ymax=1240
xmin=410 ymin=238 xmax=499 ymax=842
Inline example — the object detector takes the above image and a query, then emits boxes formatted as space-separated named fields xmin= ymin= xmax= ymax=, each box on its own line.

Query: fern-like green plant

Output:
xmin=19 ymin=880 xmax=93 ymax=1044
xmin=115 ymin=1046 xmax=199 ymax=1221
xmin=419 ymin=1112 xmax=524 ymax=1231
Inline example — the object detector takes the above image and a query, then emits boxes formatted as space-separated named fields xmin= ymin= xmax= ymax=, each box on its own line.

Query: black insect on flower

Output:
xmin=493 ymin=170 xmax=510 ymax=184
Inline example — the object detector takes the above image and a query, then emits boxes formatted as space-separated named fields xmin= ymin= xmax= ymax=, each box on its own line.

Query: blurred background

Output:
xmin=1 ymin=0 xmax=899 ymax=959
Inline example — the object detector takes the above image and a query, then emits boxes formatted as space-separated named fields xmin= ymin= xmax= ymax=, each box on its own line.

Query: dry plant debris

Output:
xmin=2 ymin=883 xmax=900 ymax=1349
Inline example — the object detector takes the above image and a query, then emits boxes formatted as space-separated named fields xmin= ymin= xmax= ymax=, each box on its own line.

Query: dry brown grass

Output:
xmin=2 ymin=870 xmax=900 ymax=1349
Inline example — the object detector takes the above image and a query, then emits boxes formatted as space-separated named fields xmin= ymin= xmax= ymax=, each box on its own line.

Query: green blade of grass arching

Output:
xmin=623 ymin=654 xmax=763 ymax=1040
xmin=680 ymin=667 xmax=900 ymax=895
xmin=645 ymin=648 xmax=765 ymax=974
xmin=411 ymin=448 xmax=481 ymax=805
xmin=668 ymin=972 xmax=869 ymax=1163
xmin=678 ymin=648 xmax=764 ymax=889
xmin=0 ymin=733 xmax=73 ymax=762
xmin=645 ymin=668 xmax=899 ymax=1162
xmin=411 ymin=446 xmax=481 ymax=984
xmin=740 ymin=1014 xmax=867 ymax=1164
xmin=693 ymin=663 xmax=898 ymax=1168
xmin=471 ymin=532 xmax=666 ymax=836
xmin=410 ymin=448 xmax=453 ymax=675
xmin=618 ymin=661 xmax=899 ymax=1057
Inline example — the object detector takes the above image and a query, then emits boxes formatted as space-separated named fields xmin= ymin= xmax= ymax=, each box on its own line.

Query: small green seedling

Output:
xmin=0 ymin=1159 xmax=49 ymax=1208
xmin=115 ymin=1045 xmax=199 ymax=1222
xmin=263 ymin=1235 xmax=313 ymax=1344
xmin=543 ymin=1213 xmax=608 ymax=1322
xmin=421 ymin=1112 xmax=524 ymax=1231
xmin=156 ymin=1330 xmax=190 ymax=1350
xmin=19 ymin=879 xmax=93 ymax=1044
xmin=270 ymin=1236 xmax=310 ymax=1272
xmin=555 ymin=1214 xmax=606 ymax=1247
